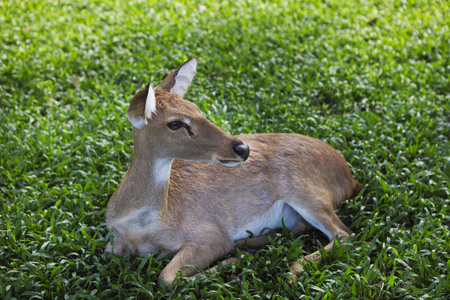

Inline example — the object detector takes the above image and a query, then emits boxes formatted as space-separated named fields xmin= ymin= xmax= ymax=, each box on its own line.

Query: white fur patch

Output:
xmin=229 ymin=201 xmax=300 ymax=241
xmin=110 ymin=207 xmax=161 ymax=255
xmin=128 ymin=116 xmax=147 ymax=129
xmin=218 ymin=161 xmax=242 ymax=167
xmin=153 ymin=158 xmax=173 ymax=186
xmin=145 ymin=84 xmax=157 ymax=120
xmin=170 ymin=58 xmax=197 ymax=98
xmin=288 ymin=203 xmax=333 ymax=240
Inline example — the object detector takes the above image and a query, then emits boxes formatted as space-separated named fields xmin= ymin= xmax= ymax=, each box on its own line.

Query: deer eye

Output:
xmin=167 ymin=121 xmax=183 ymax=130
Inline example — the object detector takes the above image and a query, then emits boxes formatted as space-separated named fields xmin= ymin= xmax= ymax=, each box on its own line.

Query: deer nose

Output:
xmin=233 ymin=141 xmax=250 ymax=161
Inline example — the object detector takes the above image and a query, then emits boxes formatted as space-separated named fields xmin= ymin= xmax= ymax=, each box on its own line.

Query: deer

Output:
xmin=105 ymin=57 xmax=363 ymax=287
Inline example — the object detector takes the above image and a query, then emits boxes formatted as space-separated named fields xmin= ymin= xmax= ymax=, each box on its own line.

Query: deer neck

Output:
xmin=109 ymin=129 xmax=174 ymax=220
xmin=131 ymin=129 xmax=173 ymax=209
xmin=128 ymin=155 xmax=173 ymax=207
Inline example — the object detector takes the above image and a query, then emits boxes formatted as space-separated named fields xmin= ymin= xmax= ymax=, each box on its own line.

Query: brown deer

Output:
xmin=106 ymin=57 xmax=363 ymax=286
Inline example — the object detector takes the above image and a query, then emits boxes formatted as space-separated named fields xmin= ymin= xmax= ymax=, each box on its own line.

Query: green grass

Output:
xmin=1 ymin=0 xmax=449 ymax=298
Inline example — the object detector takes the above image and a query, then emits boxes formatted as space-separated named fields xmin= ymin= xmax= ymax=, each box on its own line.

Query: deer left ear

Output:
xmin=156 ymin=57 xmax=197 ymax=98
xmin=127 ymin=83 xmax=157 ymax=129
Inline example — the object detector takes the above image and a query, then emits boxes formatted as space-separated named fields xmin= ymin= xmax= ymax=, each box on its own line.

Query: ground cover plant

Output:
xmin=1 ymin=0 xmax=449 ymax=298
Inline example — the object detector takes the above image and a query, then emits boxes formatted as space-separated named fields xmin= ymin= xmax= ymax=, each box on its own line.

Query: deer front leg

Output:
xmin=105 ymin=240 xmax=127 ymax=256
xmin=190 ymin=236 xmax=268 ymax=279
xmin=197 ymin=235 xmax=277 ymax=278
xmin=194 ymin=235 xmax=271 ymax=278
xmin=159 ymin=240 xmax=234 ymax=287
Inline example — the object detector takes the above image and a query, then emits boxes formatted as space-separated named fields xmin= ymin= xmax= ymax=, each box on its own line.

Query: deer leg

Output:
xmin=159 ymin=240 xmax=234 ymax=287
xmin=191 ymin=257 xmax=242 ymax=278
xmin=289 ymin=232 xmax=350 ymax=280
xmin=192 ymin=235 xmax=273 ymax=279
xmin=234 ymin=235 xmax=272 ymax=249
xmin=198 ymin=216 xmax=315 ymax=277
xmin=194 ymin=231 xmax=289 ymax=279
xmin=105 ymin=239 xmax=127 ymax=256
xmin=193 ymin=235 xmax=275 ymax=278
xmin=288 ymin=205 xmax=352 ymax=281
xmin=234 ymin=214 xmax=313 ymax=249
xmin=190 ymin=237 xmax=264 ymax=279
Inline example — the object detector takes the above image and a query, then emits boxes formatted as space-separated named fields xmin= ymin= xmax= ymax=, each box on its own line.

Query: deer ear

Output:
xmin=127 ymin=83 xmax=157 ymax=129
xmin=156 ymin=57 xmax=197 ymax=98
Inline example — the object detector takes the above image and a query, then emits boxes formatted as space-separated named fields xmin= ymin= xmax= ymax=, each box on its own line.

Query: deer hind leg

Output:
xmin=212 ymin=212 xmax=313 ymax=277
xmin=198 ymin=233 xmax=296 ymax=279
xmin=197 ymin=213 xmax=311 ymax=279
xmin=234 ymin=213 xmax=312 ymax=249
xmin=288 ymin=202 xmax=352 ymax=280
xmin=234 ymin=201 xmax=313 ymax=250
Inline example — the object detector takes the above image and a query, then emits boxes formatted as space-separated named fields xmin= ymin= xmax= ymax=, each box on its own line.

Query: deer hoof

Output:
xmin=158 ymin=272 xmax=176 ymax=289
xmin=288 ymin=261 xmax=305 ymax=283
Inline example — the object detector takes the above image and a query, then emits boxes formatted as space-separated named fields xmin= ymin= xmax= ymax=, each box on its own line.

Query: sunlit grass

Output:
xmin=1 ymin=0 xmax=449 ymax=298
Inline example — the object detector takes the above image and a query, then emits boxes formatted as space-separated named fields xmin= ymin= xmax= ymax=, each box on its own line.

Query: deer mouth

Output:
xmin=218 ymin=160 xmax=242 ymax=167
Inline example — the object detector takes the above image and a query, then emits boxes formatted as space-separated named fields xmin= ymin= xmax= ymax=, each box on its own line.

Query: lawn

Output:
xmin=1 ymin=0 xmax=449 ymax=298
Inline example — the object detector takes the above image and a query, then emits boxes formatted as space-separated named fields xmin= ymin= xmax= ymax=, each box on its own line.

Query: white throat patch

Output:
xmin=153 ymin=158 xmax=173 ymax=187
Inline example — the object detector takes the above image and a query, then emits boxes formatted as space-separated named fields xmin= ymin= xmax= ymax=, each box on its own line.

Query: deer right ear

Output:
xmin=127 ymin=83 xmax=157 ymax=129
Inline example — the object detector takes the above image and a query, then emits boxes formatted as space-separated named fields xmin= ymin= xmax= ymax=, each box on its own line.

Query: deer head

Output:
xmin=125 ymin=57 xmax=249 ymax=166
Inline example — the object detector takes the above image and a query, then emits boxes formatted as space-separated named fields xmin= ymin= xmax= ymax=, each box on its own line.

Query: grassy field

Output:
xmin=1 ymin=0 xmax=449 ymax=298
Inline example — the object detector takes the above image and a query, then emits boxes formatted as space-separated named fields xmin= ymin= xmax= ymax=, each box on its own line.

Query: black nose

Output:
xmin=233 ymin=142 xmax=250 ymax=161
